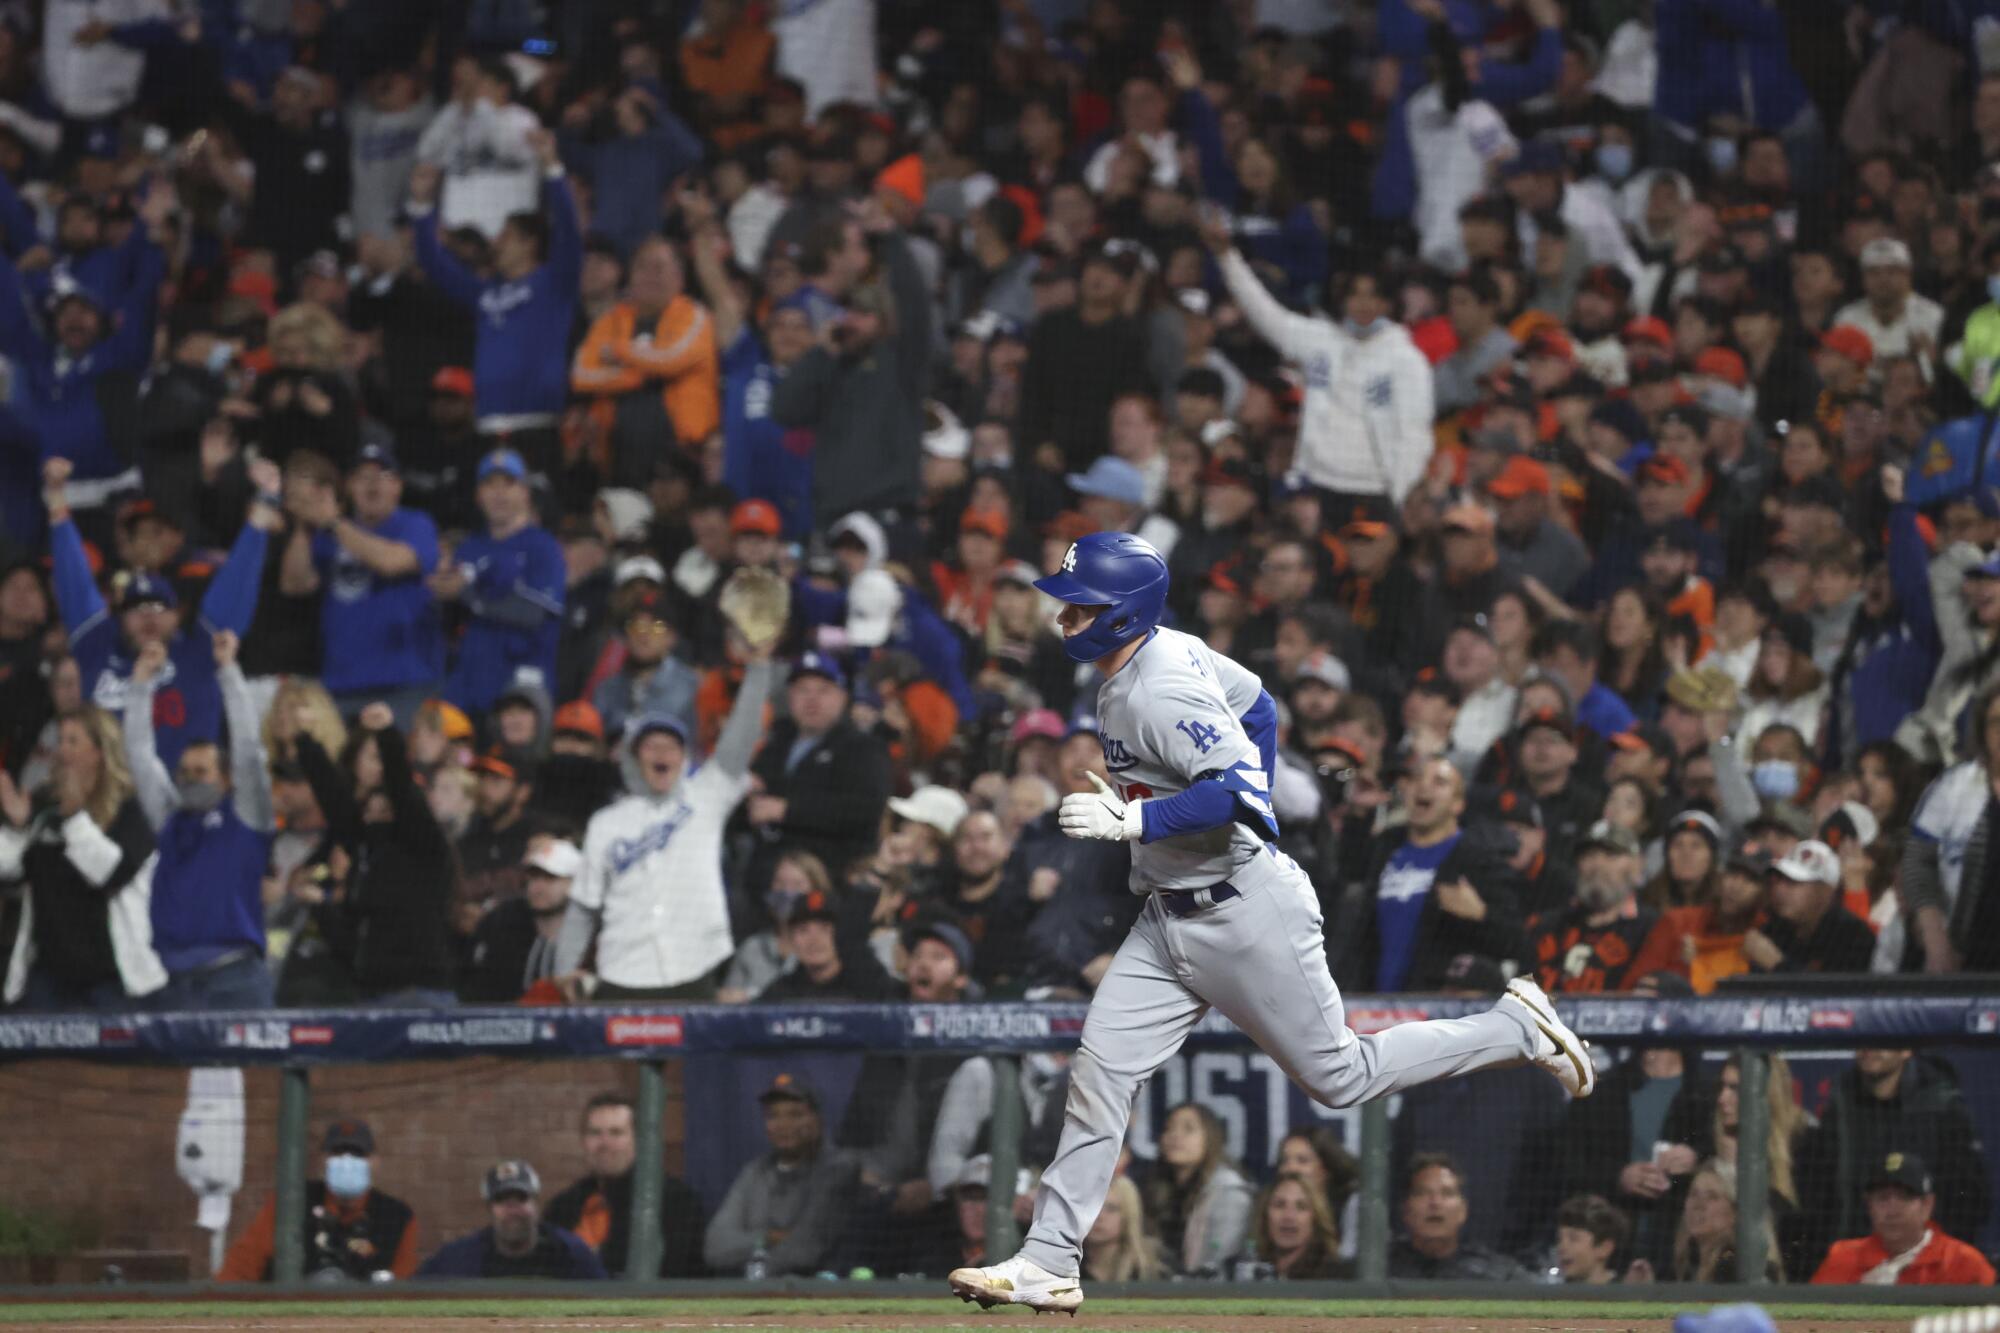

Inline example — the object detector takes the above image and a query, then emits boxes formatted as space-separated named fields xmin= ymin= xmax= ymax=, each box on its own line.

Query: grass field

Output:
xmin=0 ymin=1295 xmax=1973 ymax=1333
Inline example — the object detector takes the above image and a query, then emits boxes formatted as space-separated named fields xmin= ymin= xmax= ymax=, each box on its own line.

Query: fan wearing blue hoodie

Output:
xmin=44 ymin=456 xmax=277 ymax=770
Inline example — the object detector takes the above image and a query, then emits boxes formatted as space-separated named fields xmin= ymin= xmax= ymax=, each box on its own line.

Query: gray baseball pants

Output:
xmin=1018 ymin=856 xmax=1537 ymax=1277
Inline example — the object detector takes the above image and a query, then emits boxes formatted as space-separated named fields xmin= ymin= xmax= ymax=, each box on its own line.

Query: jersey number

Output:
xmin=1120 ymin=782 xmax=1154 ymax=802
xmin=1176 ymin=719 xmax=1222 ymax=754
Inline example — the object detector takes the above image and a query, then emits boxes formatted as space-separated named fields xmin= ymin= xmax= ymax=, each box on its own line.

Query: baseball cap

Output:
xmin=1201 ymin=456 xmax=1259 ymax=492
xmin=887 ymin=784 xmax=970 ymax=837
xmin=1515 ymin=705 xmax=1573 ymax=743
xmin=1622 ymin=316 xmax=1673 ymax=350
xmin=525 ymin=839 xmax=582 ymax=879
xmin=472 ymin=747 xmax=533 ymax=784
xmin=1490 ymin=786 xmax=1544 ymax=828
xmin=845 ymin=568 xmax=901 ymax=649
xmin=322 ymin=1118 xmax=375 ymax=1155
xmin=420 ymin=698 xmax=474 ymax=742
xmin=1864 ymin=1150 xmax=1933 ymax=1196
xmin=482 ymin=1159 xmax=541 ymax=1202
xmin=1487 ymin=455 xmax=1551 ymax=500
xmin=782 ymin=890 xmax=840 ymax=929
xmin=959 ymin=507 xmax=1008 ymax=540
xmin=1066 ymin=456 xmax=1148 ymax=507
xmin=730 ymin=499 xmax=782 ymax=537
xmin=1966 ymin=550 xmax=2000 ymax=582
xmin=628 ymin=712 xmax=690 ymax=749
xmin=922 ymin=402 xmax=970 ymax=461
xmin=1638 ymin=454 xmax=1691 ymax=488
xmin=117 ymin=497 xmax=182 ymax=532
xmin=1010 ymin=708 xmax=1066 ymax=744
xmin=1820 ymin=801 xmax=1880 ymax=852
xmin=353 ymin=441 xmax=399 ymax=473
xmin=903 ymin=918 xmax=974 ymax=974
xmin=1440 ymin=502 xmax=1496 ymax=536
xmin=995 ymin=559 xmax=1041 ymax=589
xmin=1725 ymin=841 xmax=1773 ymax=877
xmin=117 ymin=571 xmax=178 ymax=613
xmin=431 ymin=366 xmax=474 ymax=398
xmin=1859 ymin=237 xmax=1913 ymax=270
xmin=791 ymin=650 xmax=848 ymax=689
xmin=1610 ymin=722 xmax=1673 ymax=760
xmin=1820 ymin=324 xmax=1875 ymax=368
xmin=758 ymin=1071 xmax=822 ymax=1111
xmin=1409 ymin=666 xmax=1461 ymax=706
xmin=1524 ymin=326 xmax=1575 ymax=364
xmin=1294 ymin=652 xmax=1352 ymax=692
xmin=1693 ymin=346 xmax=1748 ymax=389
xmin=613 ymin=555 xmax=666 ymax=588
xmin=1657 ymin=403 xmax=1712 ymax=439
xmin=552 ymin=699 xmax=604 ymax=741
xmin=477 ymin=448 xmax=527 ymax=482
xmin=1771 ymin=839 xmax=1840 ymax=886
xmin=1336 ymin=494 xmax=1398 ymax=540
xmin=1578 ymin=819 xmax=1642 ymax=858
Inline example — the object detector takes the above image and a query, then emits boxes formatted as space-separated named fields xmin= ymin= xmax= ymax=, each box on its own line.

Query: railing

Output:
xmin=3 ymin=990 xmax=1997 ymax=1288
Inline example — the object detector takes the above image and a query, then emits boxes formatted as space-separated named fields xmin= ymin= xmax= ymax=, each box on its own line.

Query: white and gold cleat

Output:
xmin=948 ymin=1254 xmax=1084 ymax=1316
xmin=1503 ymin=976 xmax=1596 ymax=1098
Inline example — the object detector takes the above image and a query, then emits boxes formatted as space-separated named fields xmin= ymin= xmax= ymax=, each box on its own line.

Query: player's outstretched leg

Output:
xmin=1501 ymin=975 xmax=1596 ymax=1096
xmin=948 ymin=1255 xmax=1084 ymax=1315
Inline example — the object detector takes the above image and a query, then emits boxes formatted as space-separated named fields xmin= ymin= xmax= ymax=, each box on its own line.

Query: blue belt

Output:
xmin=1157 ymin=882 xmax=1241 ymax=918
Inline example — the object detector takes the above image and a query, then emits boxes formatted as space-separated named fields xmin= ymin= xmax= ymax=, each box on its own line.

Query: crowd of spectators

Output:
xmin=0 ymin=0 xmax=1996 ymax=1291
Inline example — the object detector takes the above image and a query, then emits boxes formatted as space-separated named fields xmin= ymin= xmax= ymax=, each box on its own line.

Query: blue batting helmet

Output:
xmin=1034 ymin=531 xmax=1169 ymax=663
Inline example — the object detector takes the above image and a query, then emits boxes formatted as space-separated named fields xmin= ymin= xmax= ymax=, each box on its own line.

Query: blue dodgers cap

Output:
xmin=353 ymin=441 xmax=399 ymax=473
xmin=1673 ymin=1306 xmax=1777 ymax=1333
xmin=1503 ymin=138 xmax=1564 ymax=177
xmin=628 ymin=712 xmax=689 ymax=748
xmin=117 ymin=571 xmax=178 ymax=612
xmin=477 ymin=448 xmax=527 ymax=482
xmin=1969 ymin=549 xmax=2000 ymax=582
xmin=790 ymin=650 xmax=847 ymax=689
xmin=1064 ymin=456 xmax=1148 ymax=508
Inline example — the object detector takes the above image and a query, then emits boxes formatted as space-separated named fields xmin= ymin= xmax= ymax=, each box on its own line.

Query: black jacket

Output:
xmin=542 ymin=1169 xmax=707 ymax=1278
xmin=457 ymin=898 xmax=557 ymax=1003
xmin=1015 ymin=307 xmax=1150 ymax=470
xmin=298 ymin=726 xmax=456 ymax=997
xmin=756 ymin=946 xmax=901 ymax=1002
xmin=1798 ymin=1055 xmax=1992 ymax=1269
xmin=1387 ymin=1237 xmax=1528 ymax=1280
xmin=747 ymin=717 xmax=893 ymax=888
xmin=770 ymin=232 xmax=931 ymax=526
xmin=1331 ymin=824 xmax=1527 ymax=993
xmin=1754 ymin=905 xmax=1875 ymax=975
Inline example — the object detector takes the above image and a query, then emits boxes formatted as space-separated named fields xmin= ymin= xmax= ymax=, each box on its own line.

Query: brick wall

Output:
xmin=0 ymin=1058 xmax=688 ymax=1277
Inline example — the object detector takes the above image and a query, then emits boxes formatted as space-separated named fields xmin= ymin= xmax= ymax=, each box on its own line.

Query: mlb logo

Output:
xmin=1971 ymin=1010 xmax=1999 ymax=1035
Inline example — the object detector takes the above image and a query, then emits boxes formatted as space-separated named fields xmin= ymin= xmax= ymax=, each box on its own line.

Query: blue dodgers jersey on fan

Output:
xmin=312 ymin=509 xmax=444 ymax=694
xmin=1375 ymin=832 xmax=1462 ymax=992
xmin=444 ymin=524 xmax=566 ymax=713
xmin=1093 ymin=626 xmax=1278 ymax=893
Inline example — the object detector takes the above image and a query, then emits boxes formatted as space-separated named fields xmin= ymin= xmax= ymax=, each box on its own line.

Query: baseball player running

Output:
xmin=949 ymin=533 xmax=1592 ymax=1314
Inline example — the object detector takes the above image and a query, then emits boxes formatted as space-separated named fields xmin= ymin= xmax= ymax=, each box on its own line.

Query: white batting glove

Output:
xmin=1059 ymin=771 xmax=1144 ymax=842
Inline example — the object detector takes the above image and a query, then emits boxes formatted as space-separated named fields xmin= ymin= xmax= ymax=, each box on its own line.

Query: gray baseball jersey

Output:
xmin=1095 ymin=626 xmax=1276 ymax=893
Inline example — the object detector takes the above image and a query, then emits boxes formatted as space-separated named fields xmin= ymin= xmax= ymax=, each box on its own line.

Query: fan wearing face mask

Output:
xmin=219 ymin=1117 xmax=421 ymax=1282
xmin=124 ymin=628 xmax=277 ymax=1010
